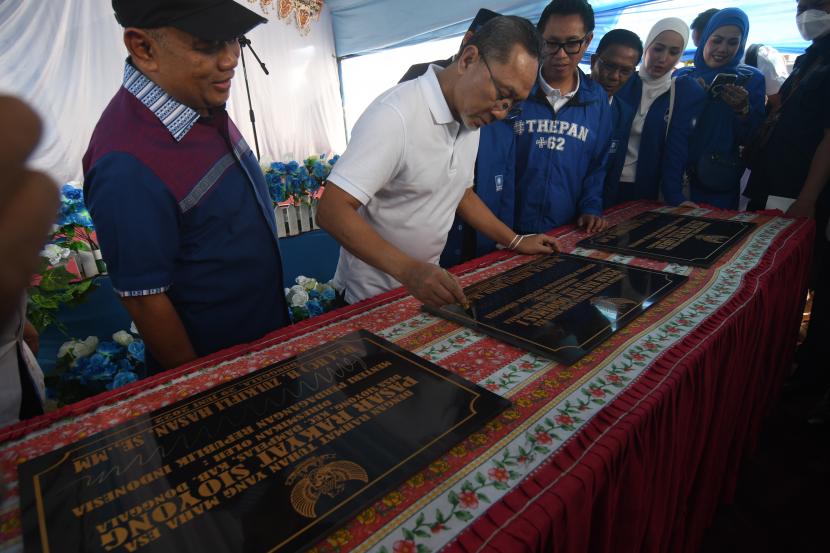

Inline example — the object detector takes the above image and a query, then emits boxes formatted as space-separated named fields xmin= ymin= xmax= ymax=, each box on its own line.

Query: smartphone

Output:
xmin=710 ymin=73 xmax=738 ymax=96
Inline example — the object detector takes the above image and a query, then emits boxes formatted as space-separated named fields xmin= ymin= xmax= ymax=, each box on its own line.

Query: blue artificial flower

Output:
xmin=118 ymin=358 xmax=133 ymax=372
xmin=70 ymin=210 xmax=94 ymax=228
xmin=83 ymin=353 xmax=118 ymax=382
xmin=56 ymin=204 xmax=74 ymax=227
xmin=321 ymin=287 xmax=336 ymax=302
xmin=128 ymin=340 xmax=145 ymax=362
xmin=329 ymin=154 xmax=340 ymax=165
xmin=270 ymin=161 xmax=286 ymax=173
xmin=307 ymin=299 xmax=323 ymax=317
xmin=61 ymin=184 xmax=83 ymax=201
xmin=286 ymin=160 xmax=300 ymax=172
xmin=312 ymin=161 xmax=327 ymax=179
xmin=96 ymin=341 xmax=121 ymax=356
xmin=308 ymin=289 xmax=320 ymax=300
xmin=108 ymin=370 xmax=139 ymax=390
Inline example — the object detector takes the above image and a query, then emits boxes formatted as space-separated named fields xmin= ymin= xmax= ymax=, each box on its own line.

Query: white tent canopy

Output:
xmin=0 ymin=0 xmax=809 ymax=184
xmin=328 ymin=0 xmax=809 ymax=57
xmin=0 ymin=0 xmax=347 ymax=183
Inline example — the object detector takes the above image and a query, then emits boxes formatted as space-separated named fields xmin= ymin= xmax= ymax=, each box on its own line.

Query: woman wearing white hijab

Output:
xmin=614 ymin=17 xmax=707 ymax=206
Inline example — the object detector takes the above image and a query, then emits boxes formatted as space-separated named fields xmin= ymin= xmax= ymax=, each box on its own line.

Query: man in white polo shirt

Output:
xmin=317 ymin=16 xmax=558 ymax=307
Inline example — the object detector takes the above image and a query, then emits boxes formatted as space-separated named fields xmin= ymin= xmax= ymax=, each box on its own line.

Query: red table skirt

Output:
xmin=0 ymin=203 xmax=815 ymax=553
xmin=456 ymin=222 xmax=811 ymax=552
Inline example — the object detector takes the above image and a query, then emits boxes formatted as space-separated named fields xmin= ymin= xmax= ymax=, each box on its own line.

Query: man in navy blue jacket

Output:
xmin=589 ymin=29 xmax=642 ymax=209
xmin=480 ymin=0 xmax=613 ymax=235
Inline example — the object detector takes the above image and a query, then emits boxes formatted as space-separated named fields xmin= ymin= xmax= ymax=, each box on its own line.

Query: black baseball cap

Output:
xmin=112 ymin=0 xmax=267 ymax=41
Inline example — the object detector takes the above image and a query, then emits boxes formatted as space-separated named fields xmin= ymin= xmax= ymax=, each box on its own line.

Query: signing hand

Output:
xmin=720 ymin=84 xmax=750 ymax=115
xmin=513 ymin=234 xmax=560 ymax=255
xmin=399 ymin=261 xmax=467 ymax=308
xmin=577 ymin=214 xmax=608 ymax=233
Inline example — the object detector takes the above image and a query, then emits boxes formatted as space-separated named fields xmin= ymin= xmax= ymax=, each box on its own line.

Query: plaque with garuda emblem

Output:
xmin=17 ymin=330 xmax=509 ymax=553
xmin=577 ymin=211 xmax=755 ymax=267
xmin=425 ymin=254 xmax=687 ymax=365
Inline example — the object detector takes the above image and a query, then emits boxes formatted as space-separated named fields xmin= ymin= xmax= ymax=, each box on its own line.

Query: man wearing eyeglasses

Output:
xmin=489 ymin=0 xmax=613 ymax=235
xmin=396 ymin=8 xmax=512 ymax=268
xmin=317 ymin=16 xmax=558 ymax=309
xmin=589 ymin=29 xmax=643 ymax=207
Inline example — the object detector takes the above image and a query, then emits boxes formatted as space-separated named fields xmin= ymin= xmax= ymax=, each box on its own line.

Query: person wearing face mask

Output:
xmin=675 ymin=7 xmax=766 ymax=209
xmin=614 ymin=18 xmax=708 ymax=206
xmin=743 ymin=0 xmax=830 ymax=417
xmin=316 ymin=17 xmax=558 ymax=308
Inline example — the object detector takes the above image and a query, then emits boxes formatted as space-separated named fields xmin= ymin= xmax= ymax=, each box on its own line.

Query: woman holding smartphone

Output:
xmin=614 ymin=17 xmax=707 ymax=207
xmin=675 ymin=7 xmax=766 ymax=209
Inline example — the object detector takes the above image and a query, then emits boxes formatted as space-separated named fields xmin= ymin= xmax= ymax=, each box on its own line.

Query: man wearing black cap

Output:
xmin=83 ymin=0 xmax=289 ymax=374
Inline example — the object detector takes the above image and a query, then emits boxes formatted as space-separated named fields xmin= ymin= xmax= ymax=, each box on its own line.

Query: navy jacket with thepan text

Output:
xmin=479 ymin=70 xmax=612 ymax=234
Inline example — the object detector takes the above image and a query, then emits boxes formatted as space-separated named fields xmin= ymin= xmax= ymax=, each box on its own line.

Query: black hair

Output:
xmin=537 ymin=0 xmax=595 ymax=34
xmin=468 ymin=8 xmax=501 ymax=33
xmin=595 ymin=29 xmax=643 ymax=62
xmin=466 ymin=15 xmax=542 ymax=63
xmin=691 ymin=8 xmax=719 ymax=32
xmin=744 ymin=43 xmax=762 ymax=68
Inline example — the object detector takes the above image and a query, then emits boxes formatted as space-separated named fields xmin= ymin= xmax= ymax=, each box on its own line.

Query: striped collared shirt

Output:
xmin=122 ymin=61 xmax=201 ymax=142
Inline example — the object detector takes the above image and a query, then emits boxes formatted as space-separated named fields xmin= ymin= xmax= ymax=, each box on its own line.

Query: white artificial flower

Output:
xmin=289 ymin=284 xmax=306 ymax=295
xmin=73 ymin=336 xmax=99 ymax=358
xmin=129 ymin=321 xmax=139 ymax=335
xmin=295 ymin=276 xmax=310 ymax=286
xmin=302 ymin=278 xmax=318 ymax=291
xmin=289 ymin=289 xmax=309 ymax=307
xmin=58 ymin=340 xmax=77 ymax=359
xmin=112 ymin=330 xmax=134 ymax=346
xmin=260 ymin=159 xmax=273 ymax=173
xmin=41 ymin=243 xmax=71 ymax=266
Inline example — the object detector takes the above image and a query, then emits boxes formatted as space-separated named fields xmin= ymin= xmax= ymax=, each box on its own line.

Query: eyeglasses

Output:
xmin=480 ymin=54 xmax=517 ymax=113
xmin=543 ymin=34 xmax=588 ymax=55
xmin=595 ymin=57 xmax=635 ymax=78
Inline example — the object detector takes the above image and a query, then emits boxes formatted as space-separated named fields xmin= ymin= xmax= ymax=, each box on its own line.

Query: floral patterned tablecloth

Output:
xmin=0 ymin=202 xmax=813 ymax=553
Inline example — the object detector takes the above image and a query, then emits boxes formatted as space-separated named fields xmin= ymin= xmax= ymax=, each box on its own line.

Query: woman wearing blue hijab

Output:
xmin=675 ymin=7 xmax=766 ymax=209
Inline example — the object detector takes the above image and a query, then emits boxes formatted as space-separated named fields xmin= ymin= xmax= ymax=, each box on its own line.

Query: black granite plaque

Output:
xmin=576 ymin=211 xmax=755 ymax=267
xmin=425 ymin=254 xmax=687 ymax=365
xmin=19 ymin=330 xmax=509 ymax=553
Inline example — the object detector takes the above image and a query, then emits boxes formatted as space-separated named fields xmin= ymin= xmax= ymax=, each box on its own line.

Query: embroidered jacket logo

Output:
xmin=513 ymin=119 xmax=590 ymax=142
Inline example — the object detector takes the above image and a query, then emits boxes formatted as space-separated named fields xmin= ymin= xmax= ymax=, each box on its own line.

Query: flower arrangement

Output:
xmin=285 ymin=275 xmax=337 ymax=323
xmin=262 ymin=154 xmax=339 ymax=206
xmin=54 ymin=183 xmax=104 ymax=270
xmin=47 ymin=329 xmax=146 ymax=406
xmin=27 ymin=183 xmax=102 ymax=333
